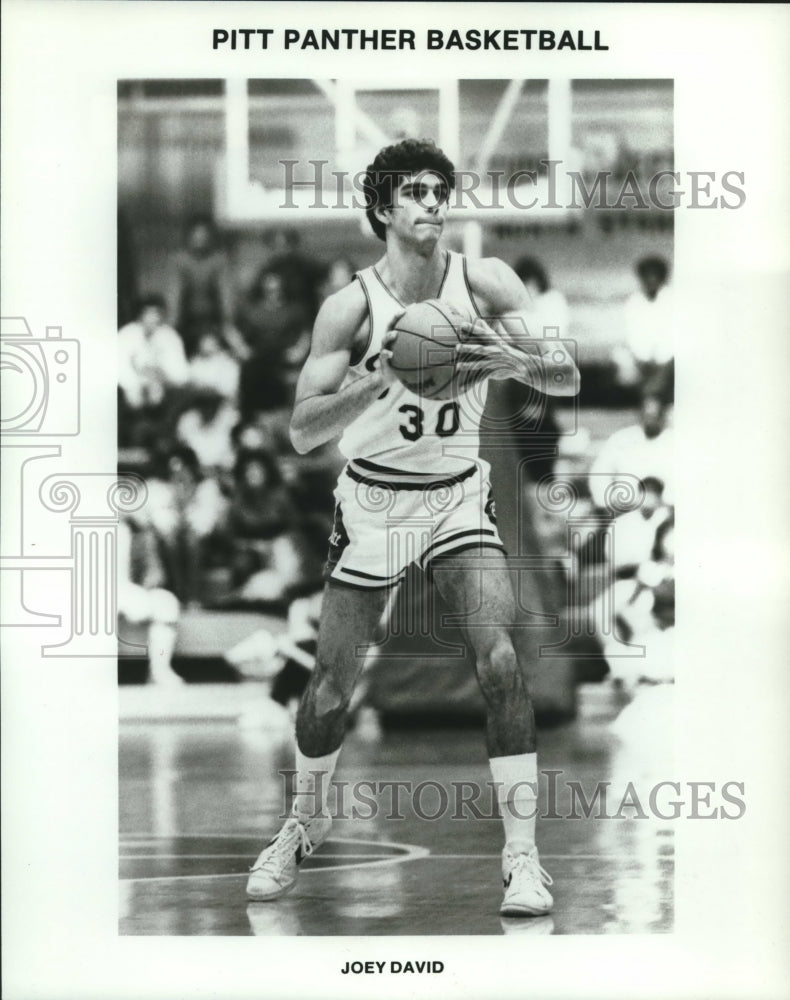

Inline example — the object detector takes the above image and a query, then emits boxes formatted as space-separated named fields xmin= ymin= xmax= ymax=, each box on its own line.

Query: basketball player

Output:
xmin=247 ymin=139 xmax=580 ymax=916
xmin=117 ymin=519 xmax=182 ymax=686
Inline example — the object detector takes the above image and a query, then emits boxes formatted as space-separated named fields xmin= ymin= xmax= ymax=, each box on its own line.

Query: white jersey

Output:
xmin=338 ymin=251 xmax=488 ymax=476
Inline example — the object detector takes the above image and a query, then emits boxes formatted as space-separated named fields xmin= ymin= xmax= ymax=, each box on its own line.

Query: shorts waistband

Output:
xmin=345 ymin=458 xmax=478 ymax=491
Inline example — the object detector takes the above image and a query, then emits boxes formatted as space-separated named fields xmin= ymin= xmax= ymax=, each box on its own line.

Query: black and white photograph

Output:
xmin=2 ymin=3 xmax=788 ymax=999
xmin=116 ymin=75 xmax=677 ymax=937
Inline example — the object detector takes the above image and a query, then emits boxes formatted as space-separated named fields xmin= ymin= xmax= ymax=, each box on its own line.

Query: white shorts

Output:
xmin=325 ymin=458 xmax=505 ymax=590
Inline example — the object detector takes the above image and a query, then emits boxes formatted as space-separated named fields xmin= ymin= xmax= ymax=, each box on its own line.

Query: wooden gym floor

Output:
xmin=119 ymin=697 xmax=673 ymax=936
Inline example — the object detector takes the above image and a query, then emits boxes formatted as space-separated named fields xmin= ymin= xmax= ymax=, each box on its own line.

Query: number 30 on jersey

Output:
xmin=398 ymin=402 xmax=460 ymax=442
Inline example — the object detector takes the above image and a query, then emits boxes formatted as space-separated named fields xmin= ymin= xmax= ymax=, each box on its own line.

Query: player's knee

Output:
xmin=151 ymin=588 xmax=180 ymax=624
xmin=476 ymin=639 xmax=520 ymax=702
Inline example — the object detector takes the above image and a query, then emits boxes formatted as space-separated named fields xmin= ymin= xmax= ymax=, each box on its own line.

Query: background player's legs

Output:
xmin=117 ymin=581 xmax=181 ymax=686
xmin=147 ymin=588 xmax=181 ymax=686
xmin=291 ymin=582 xmax=390 ymax=822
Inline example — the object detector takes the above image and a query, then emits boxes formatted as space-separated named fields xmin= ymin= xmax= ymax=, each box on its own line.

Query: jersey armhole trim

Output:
xmin=462 ymin=256 xmax=484 ymax=318
xmin=372 ymin=266 xmax=406 ymax=308
xmin=349 ymin=272 xmax=374 ymax=368
xmin=437 ymin=250 xmax=452 ymax=297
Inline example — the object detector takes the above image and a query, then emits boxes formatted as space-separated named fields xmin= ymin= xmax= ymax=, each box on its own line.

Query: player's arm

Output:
xmin=460 ymin=257 xmax=580 ymax=397
xmin=289 ymin=284 xmax=398 ymax=455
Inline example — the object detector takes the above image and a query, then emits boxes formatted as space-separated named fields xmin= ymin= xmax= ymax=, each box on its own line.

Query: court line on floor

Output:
xmin=122 ymin=853 xmax=402 ymax=860
xmin=119 ymin=836 xmax=653 ymax=864
xmin=120 ymin=836 xmax=419 ymax=851
xmin=119 ymin=854 xmax=648 ymax=884
xmin=121 ymin=851 xmax=653 ymax=861
xmin=120 ymin=837 xmax=431 ymax=883
xmin=406 ymin=854 xmax=641 ymax=861
xmin=120 ymin=833 xmax=387 ymax=844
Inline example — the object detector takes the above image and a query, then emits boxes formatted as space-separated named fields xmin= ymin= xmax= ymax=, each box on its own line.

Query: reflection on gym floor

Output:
xmin=120 ymin=719 xmax=673 ymax=936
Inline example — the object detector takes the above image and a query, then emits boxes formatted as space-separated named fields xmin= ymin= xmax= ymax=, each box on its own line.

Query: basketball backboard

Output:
xmin=215 ymin=78 xmax=574 ymax=252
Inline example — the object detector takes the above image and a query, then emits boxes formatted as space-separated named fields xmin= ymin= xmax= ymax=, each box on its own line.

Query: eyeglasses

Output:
xmin=396 ymin=179 xmax=450 ymax=207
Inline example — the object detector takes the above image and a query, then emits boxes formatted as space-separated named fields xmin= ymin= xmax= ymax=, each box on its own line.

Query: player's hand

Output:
xmin=454 ymin=338 xmax=526 ymax=383
xmin=455 ymin=316 xmax=500 ymax=346
xmin=452 ymin=316 xmax=526 ymax=381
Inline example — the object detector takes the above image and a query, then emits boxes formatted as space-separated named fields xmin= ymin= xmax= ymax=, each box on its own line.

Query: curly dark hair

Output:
xmin=514 ymin=257 xmax=549 ymax=294
xmin=233 ymin=448 xmax=283 ymax=490
xmin=362 ymin=138 xmax=456 ymax=242
xmin=135 ymin=292 xmax=167 ymax=317
xmin=636 ymin=255 xmax=669 ymax=284
xmin=651 ymin=512 xmax=675 ymax=562
xmin=150 ymin=443 xmax=202 ymax=482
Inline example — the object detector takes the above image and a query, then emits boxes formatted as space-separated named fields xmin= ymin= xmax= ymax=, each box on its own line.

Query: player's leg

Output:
xmin=295 ymin=582 xmax=388 ymax=756
xmin=290 ymin=582 xmax=388 ymax=824
xmin=431 ymin=548 xmax=553 ymax=916
xmin=431 ymin=549 xmax=533 ymax=755
xmin=247 ymin=581 xmax=389 ymax=901
xmin=117 ymin=581 xmax=182 ymax=685
xmin=147 ymin=588 xmax=181 ymax=685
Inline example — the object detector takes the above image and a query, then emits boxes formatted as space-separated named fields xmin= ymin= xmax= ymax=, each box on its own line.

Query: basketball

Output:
xmin=389 ymin=299 xmax=468 ymax=400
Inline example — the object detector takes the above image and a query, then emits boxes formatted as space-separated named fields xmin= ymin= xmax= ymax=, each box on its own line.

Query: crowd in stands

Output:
xmin=612 ymin=254 xmax=674 ymax=404
xmin=583 ymin=257 xmax=674 ymax=697
xmin=515 ymin=254 xmax=675 ymax=711
xmin=118 ymin=218 xmax=344 ymax=683
xmin=118 ymin=213 xmax=675 ymax=698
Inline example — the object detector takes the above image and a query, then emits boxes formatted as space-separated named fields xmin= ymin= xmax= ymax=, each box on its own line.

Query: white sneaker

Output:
xmin=246 ymin=814 xmax=331 ymax=901
xmin=500 ymin=847 xmax=554 ymax=917
xmin=500 ymin=914 xmax=555 ymax=935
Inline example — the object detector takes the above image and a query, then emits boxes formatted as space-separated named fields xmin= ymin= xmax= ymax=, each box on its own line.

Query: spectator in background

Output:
xmin=171 ymin=214 xmax=248 ymax=360
xmin=218 ymin=449 xmax=303 ymax=606
xmin=227 ymin=449 xmax=293 ymax=547
xmin=187 ymin=330 xmax=241 ymax=401
xmin=509 ymin=256 xmax=570 ymax=484
xmin=587 ymin=512 xmax=675 ymax=689
xmin=175 ymin=390 xmax=239 ymax=475
xmin=268 ymin=228 xmax=324 ymax=320
xmin=232 ymin=415 xmax=290 ymax=457
xmin=118 ymin=294 xmax=188 ymax=447
xmin=514 ymin=256 xmax=570 ymax=337
xmin=642 ymin=515 xmax=675 ymax=633
xmin=614 ymin=255 xmax=674 ymax=402
xmin=610 ymin=476 xmax=672 ymax=578
xmin=139 ymin=444 xmax=228 ymax=606
xmin=117 ymin=518 xmax=182 ymax=686
xmin=214 ymin=453 xmax=333 ymax=610
xmin=117 ymin=207 xmax=139 ymax=329
xmin=235 ymin=267 xmax=311 ymax=419
xmin=280 ymin=328 xmax=312 ymax=404
xmin=606 ymin=514 xmax=675 ymax=747
xmin=589 ymin=393 xmax=674 ymax=511
xmin=318 ymin=257 xmax=357 ymax=305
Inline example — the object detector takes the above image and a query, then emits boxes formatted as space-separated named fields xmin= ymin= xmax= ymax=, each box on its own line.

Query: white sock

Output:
xmin=489 ymin=752 xmax=539 ymax=855
xmin=293 ymin=746 xmax=341 ymax=822
xmin=147 ymin=621 xmax=178 ymax=681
